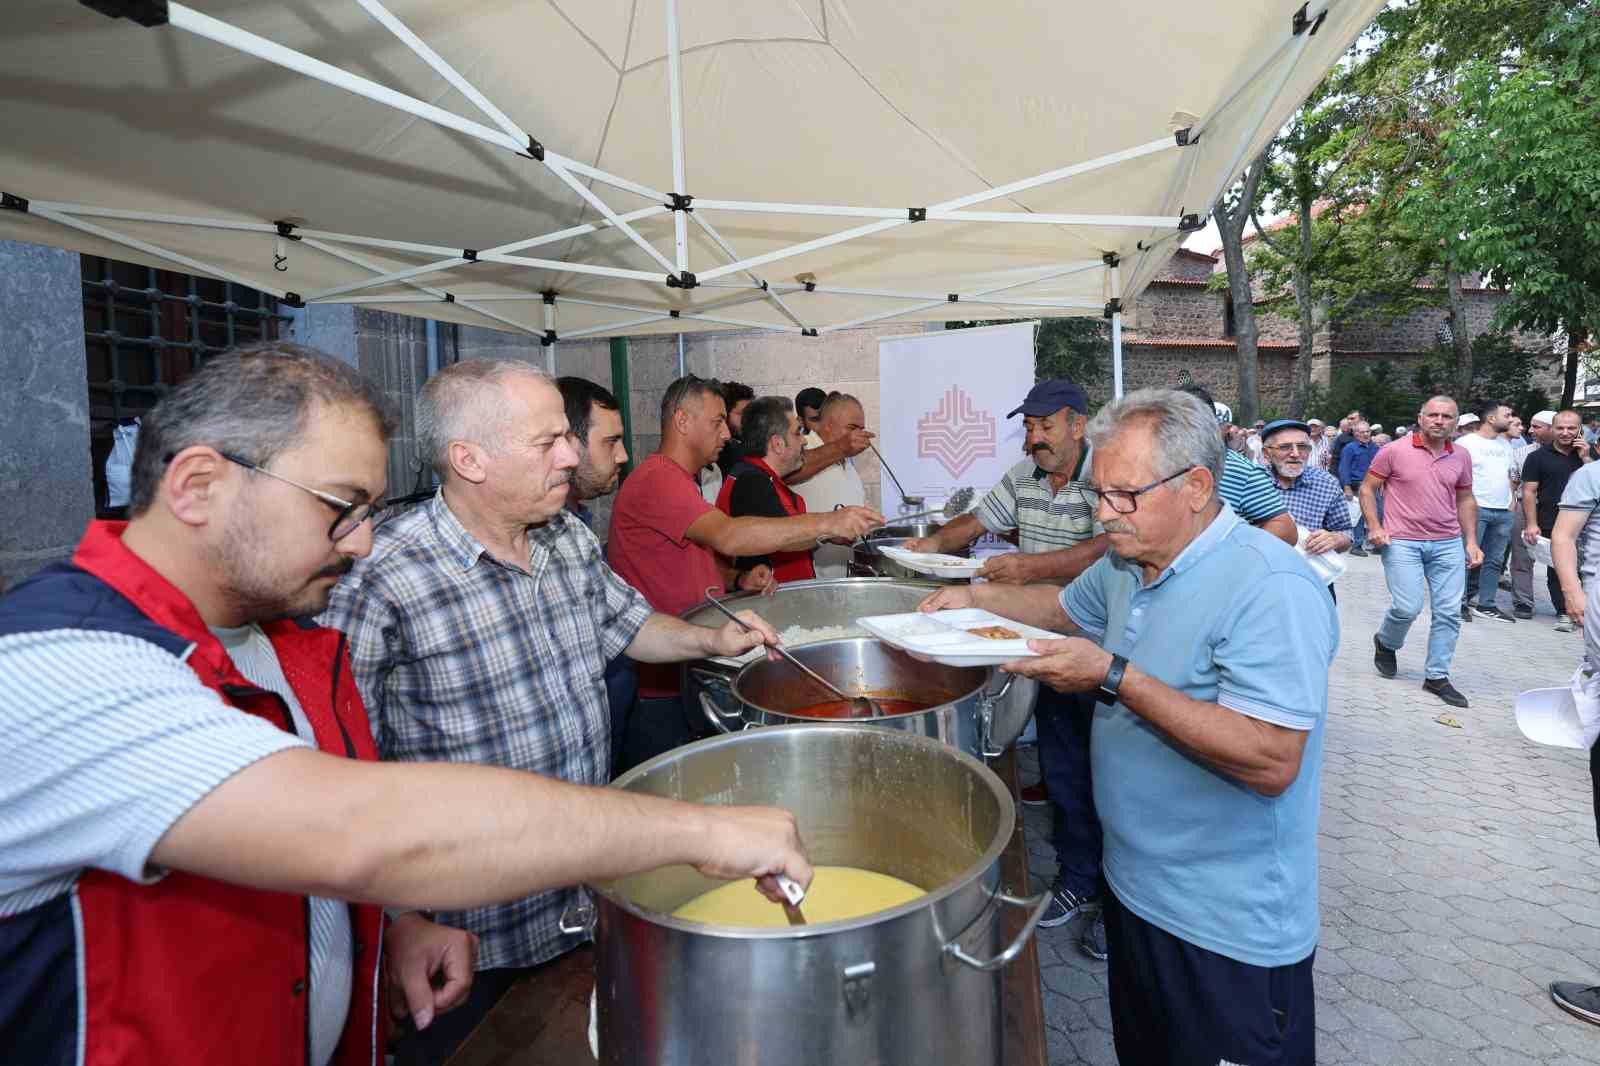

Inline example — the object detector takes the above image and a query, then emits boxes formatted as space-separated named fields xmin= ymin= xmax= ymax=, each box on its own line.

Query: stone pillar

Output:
xmin=0 ymin=239 xmax=92 ymax=590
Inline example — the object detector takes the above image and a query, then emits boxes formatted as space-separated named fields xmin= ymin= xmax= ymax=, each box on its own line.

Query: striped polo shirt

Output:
xmin=975 ymin=447 xmax=1100 ymax=554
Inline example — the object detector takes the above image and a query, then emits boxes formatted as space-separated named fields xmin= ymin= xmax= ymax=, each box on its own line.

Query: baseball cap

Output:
xmin=1531 ymin=410 xmax=1557 ymax=426
xmin=795 ymin=387 xmax=827 ymax=412
xmin=1457 ymin=413 xmax=1480 ymax=427
xmin=1260 ymin=418 xmax=1311 ymax=442
xmin=1007 ymin=379 xmax=1089 ymax=418
xmin=1210 ymin=400 xmax=1233 ymax=424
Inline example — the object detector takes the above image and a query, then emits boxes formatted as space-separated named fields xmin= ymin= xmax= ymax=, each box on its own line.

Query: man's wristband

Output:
xmin=1096 ymin=653 xmax=1129 ymax=706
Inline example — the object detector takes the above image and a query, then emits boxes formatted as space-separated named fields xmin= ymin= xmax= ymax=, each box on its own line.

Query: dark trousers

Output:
xmin=1550 ymin=564 xmax=1568 ymax=615
xmin=616 ymin=691 xmax=697 ymax=776
xmin=602 ymin=654 xmax=638 ymax=778
xmin=1104 ymin=892 xmax=1316 ymax=1066
xmin=1591 ymin=737 xmax=1599 ymax=850
xmin=392 ymin=964 xmax=536 ymax=1066
xmin=1036 ymin=686 xmax=1103 ymax=897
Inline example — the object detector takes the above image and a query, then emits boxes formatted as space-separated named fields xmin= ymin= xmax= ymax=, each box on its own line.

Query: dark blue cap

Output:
xmin=1260 ymin=418 xmax=1312 ymax=442
xmin=1007 ymin=379 xmax=1088 ymax=418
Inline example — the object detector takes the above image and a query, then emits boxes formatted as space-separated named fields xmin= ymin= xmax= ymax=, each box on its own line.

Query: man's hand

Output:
xmin=976 ymin=552 xmax=1035 ymax=584
xmin=708 ymin=609 xmax=781 ymax=659
xmin=737 ymin=564 xmax=777 ymax=596
xmin=1565 ymin=586 xmax=1586 ymax=628
xmin=693 ymin=806 xmax=814 ymax=900
xmin=1366 ymin=526 xmax=1392 ymax=551
xmin=917 ymin=585 xmax=976 ymax=612
xmin=901 ymin=536 xmax=939 ymax=552
xmin=1465 ymin=542 xmax=1484 ymax=569
xmin=1302 ymin=530 xmax=1343 ymax=556
xmin=1524 ymin=526 xmax=1542 ymax=546
xmin=1001 ymin=637 xmax=1113 ymax=694
xmin=841 ymin=428 xmax=875 ymax=457
xmin=823 ymin=506 xmax=885 ymax=542
xmin=385 ymin=912 xmax=478 ymax=1032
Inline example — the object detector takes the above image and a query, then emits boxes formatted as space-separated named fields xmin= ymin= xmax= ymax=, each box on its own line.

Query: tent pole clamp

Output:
xmin=542 ymin=290 xmax=558 ymax=305
xmin=541 ymin=330 xmax=558 ymax=347
xmin=1103 ymin=298 xmax=1123 ymax=319
xmin=1174 ymin=127 xmax=1200 ymax=147
xmin=666 ymin=193 xmax=695 ymax=213
xmin=280 ymin=292 xmax=306 ymax=309
xmin=79 ymin=0 xmax=169 ymax=27
xmin=0 ymin=192 xmax=30 ymax=213
xmin=801 ymin=328 xmax=818 ymax=337
xmin=526 ymin=137 xmax=546 ymax=161
xmin=1102 ymin=252 xmax=1121 ymax=268
xmin=666 ymin=272 xmax=698 ymax=289
xmin=1291 ymin=3 xmax=1327 ymax=36
xmin=1177 ymin=213 xmax=1204 ymax=232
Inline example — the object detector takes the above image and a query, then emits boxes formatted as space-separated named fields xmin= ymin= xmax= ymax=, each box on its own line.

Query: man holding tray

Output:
xmin=921 ymin=387 xmax=1336 ymax=1066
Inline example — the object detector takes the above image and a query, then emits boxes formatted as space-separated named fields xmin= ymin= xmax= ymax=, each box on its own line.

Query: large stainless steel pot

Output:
xmin=700 ymin=637 xmax=1017 ymax=759
xmin=570 ymin=726 xmax=1048 ymax=1066
xmin=681 ymin=578 xmax=1037 ymax=756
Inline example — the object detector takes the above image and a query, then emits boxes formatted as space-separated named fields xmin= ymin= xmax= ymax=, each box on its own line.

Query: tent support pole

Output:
xmin=692 ymin=200 xmax=1180 ymax=229
xmin=666 ymin=0 xmax=690 ymax=277
xmin=820 ymin=259 xmax=1118 ymax=333
xmin=564 ymin=314 xmax=672 ymax=339
xmin=542 ymin=160 xmax=677 ymax=274
xmin=1109 ymin=261 xmax=1125 ymax=399
xmin=1206 ymin=25 xmax=1316 ymax=212
xmin=543 ymin=298 xmax=557 ymax=372
xmin=689 ymin=213 xmax=811 ymax=330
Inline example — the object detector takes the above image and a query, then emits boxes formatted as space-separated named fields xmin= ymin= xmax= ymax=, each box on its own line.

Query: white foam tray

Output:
xmin=857 ymin=607 xmax=1064 ymax=666
xmin=876 ymin=544 xmax=986 ymax=579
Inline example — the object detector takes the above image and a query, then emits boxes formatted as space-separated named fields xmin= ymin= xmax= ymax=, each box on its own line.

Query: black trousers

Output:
xmin=391 ymin=964 xmax=537 ymax=1066
xmin=1104 ymin=892 xmax=1316 ymax=1066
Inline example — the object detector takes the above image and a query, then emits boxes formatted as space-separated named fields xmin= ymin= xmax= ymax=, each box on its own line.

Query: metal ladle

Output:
xmin=702 ymin=589 xmax=884 ymax=718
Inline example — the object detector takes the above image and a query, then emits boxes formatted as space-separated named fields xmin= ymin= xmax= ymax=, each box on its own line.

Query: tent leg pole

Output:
xmin=1110 ymin=261 xmax=1124 ymax=399
xmin=610 ymin=337 xmax=634 ymax=472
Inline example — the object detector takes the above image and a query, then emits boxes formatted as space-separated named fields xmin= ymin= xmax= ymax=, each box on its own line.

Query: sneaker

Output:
xmin=1423 ymin=677 xmax=1469 ymax=708
xmin=1552 ymin=981 xmax=1600 ymax=1026
xmin=1348 ymin=545 xmax=1369 ymax=558
xmin=1461 ymin=603 xmax=1474 ymax=623
xmin=1038 ymin=882 xmax=1101 ymax=929
xmin=1081 ymin=912 xmax=1108 ymax=961
xmin=1514 ymin=605 xmax=1534 ymax=620
xmin=1019 ymin=782 xmax=1050 ymax=806
xmin=1556 ymin=617 xmax=1578 ymax=633
xmin=1470 ymin=604 xmax=1517 ymax=623
xmin=1373 ymin=635 xmax=1397 ymax=679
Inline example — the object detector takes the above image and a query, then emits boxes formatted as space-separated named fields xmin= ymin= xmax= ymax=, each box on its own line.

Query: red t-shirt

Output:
xmin=607 ymin=453 xmax=724 ymax=617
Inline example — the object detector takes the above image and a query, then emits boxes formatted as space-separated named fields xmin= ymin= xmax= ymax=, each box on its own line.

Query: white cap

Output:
xmin=1307 ymin=417 xmax=1324 ymax=426
xmin=1457 ymin=413 xmax=1480 ymax=427
xmin=1371 ymin=422 xmax=1384 ymax=431
xmin=1531 ymin=410 xmax=1557 ymax=425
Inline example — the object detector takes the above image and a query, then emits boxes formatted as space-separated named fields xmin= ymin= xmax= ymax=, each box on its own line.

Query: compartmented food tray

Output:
xmin=875 ymin=545 xmax=986 ymax=579
xmin=857 ymin=608 xmax=1065 ymax=666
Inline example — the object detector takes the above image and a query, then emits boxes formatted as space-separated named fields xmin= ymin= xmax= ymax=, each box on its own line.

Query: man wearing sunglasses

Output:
xmin=920 ymin=388 xmax=1335 ymax=1066
xmin=1261 ymin=419 xmax=1353 ymax=593
xmin=0 ymin=343 xmax=811 ymax=1066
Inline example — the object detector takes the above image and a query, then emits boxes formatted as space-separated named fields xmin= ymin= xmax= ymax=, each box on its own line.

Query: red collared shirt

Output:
xmin=1365 ymin=432 xmax=1474 ymax=540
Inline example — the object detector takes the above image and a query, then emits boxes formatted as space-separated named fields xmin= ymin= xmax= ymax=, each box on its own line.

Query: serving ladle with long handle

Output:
xmin=702 ymin=589 xmax=883 ymax=718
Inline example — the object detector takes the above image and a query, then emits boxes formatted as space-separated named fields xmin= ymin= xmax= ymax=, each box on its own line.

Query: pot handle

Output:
xmin=559 ymin=890 xmax=595 ymax=937
xmin=977 ymin=674 xmax=1015 ymax=758
xmin=983 ymin=673 xmax=1016 ymax=702
xmin=943 ymin=889 xmax=1051 ymax=972
xmin=698 ymin=690 xmax=747 ymax=734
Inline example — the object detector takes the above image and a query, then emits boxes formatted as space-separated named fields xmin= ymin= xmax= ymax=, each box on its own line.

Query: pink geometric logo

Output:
xmin=917 ymin=385 xmax=997 ymax=478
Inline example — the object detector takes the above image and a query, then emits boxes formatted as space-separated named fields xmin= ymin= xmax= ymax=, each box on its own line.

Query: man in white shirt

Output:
xmin=1456 ymin=400 xmax=1518 ymax=621
xmin=794 ymin=392 xmax=870 ymax=578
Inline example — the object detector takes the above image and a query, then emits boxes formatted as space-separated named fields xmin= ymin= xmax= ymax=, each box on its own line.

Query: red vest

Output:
xmin=69 ymin=522 xmax=387 ymax=1066
xmin=715 ymin=456 xmax=816 ymax=583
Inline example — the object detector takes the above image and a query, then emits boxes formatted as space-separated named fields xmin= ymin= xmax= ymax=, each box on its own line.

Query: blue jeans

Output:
xmin=1035 ymin=686 xmax=1103 ymax=897
xmin=1351 ymin=489 xmax=1385 ymax=548
xmin=1377 ymin=538 xmax=1466 ymax=680
xmin=1465 ymin=508 xmax=1513 ymax=609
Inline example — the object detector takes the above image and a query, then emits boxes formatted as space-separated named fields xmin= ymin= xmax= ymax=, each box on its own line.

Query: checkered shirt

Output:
xmin=1273 ymin=465 xmax=1352 ymax=535
xmin=322 ymin=491 xmax=652 ymax=968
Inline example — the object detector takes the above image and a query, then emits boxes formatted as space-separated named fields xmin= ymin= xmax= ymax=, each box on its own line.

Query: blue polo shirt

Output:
xmin=1061 ymin=504 xmax=1338 ymax=967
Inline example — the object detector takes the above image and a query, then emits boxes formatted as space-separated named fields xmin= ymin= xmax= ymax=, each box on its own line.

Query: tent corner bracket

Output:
xmin=1177 ymin=213 xmax=1205 ymax=232
xmin=79 ymin=0 xmax=168 ymax=28
xmin=526 ymin=137 xmax=546 ymax=161
xmin=0 ymin=192 xmax=30 ymax=214
xmin=801 ymin=328 xmax=818 ymax=337
xmin=666 ymin=193 xmax=695 ymax=213
xmin=666 ymin=271 xmax=698 ymax=289
xmin=1102 ymin=252 xmax=1121 ymax=267
xmin=280 ymin=292 xmax=305 ymax=308
xmin=908 ymin=207 xmax=927 ymax=222
xmin=540 ymin=330 xmax=557 ymax=346
xmin=1103 ymin=298 xmax=1123 ymax=318
xmin=1291 ymin=4 xmax=1327 ymax=36
xmin=1174 ymin=127 xmax=1200 ymax=147
xmin=542 ymin=290 xmax=557 ymax=305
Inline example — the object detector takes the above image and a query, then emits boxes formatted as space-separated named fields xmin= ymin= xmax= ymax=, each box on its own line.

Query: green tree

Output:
xmin=946 ymin=317 xmax=1107 ymax=393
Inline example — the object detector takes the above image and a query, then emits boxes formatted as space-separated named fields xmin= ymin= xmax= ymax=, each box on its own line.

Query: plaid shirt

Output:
xmin=322 ymin=491 xmax=652 ymax=968
xmin=1272 ymin=465 xmax=1353 ymax=535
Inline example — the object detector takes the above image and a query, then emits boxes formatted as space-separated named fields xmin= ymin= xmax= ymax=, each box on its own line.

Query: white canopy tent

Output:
xmin=0 ymin=0 xmax=1382 ymax=394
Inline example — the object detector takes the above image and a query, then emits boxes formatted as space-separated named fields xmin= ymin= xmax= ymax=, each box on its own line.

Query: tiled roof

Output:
xmin=1148 ymin=277 xmax=1211 ymax=287
xmin=1123 ymin=336 xmax=1299 ymax=350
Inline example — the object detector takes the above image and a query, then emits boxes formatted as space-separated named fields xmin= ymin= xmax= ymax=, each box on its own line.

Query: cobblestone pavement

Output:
xmin=1020 ymin=549 xmax=1600 ymax=1064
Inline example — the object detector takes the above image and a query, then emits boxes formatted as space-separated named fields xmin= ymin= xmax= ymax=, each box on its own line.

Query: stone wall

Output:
xmin=0 ymin=240 xmax=93 ymax=591
xmin=1094 ymin=344 xmax=1301 ymax=414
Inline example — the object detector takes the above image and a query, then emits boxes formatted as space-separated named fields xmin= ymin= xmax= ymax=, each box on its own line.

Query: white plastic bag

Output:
xmin=1573 ymin=665 xmax=1600 ymax=750
xmin=1531 ymin=536 xmax=1554 ymax=568
xmin=105 ymin=418 xmax=140 ymax=507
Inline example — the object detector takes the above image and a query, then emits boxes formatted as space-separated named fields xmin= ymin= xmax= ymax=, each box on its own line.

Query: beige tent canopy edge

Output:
xmin=0 ymin=0 xmax=1381 ymax=394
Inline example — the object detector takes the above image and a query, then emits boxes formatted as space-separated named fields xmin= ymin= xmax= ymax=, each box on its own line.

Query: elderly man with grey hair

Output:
xmin=921 ymin=387 xmax=1337 ymax=1066
xmin=322 ymin=359 xmax=792 ymax=1065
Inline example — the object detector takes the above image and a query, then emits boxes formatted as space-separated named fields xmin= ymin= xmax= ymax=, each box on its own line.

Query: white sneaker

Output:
xmin=1555 ymin=618 xmax=1578 ymax=633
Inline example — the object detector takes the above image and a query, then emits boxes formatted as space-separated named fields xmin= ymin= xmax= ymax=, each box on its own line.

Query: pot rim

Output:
xmin=591 ymin=724 xmax=1015 ymax=939
xmin=730 ymin=636 xmax=988 ymax=719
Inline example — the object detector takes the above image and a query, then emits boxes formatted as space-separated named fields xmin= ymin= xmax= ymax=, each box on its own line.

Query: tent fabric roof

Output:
xmin=0 ymin=0 xmax=1382 ymax=343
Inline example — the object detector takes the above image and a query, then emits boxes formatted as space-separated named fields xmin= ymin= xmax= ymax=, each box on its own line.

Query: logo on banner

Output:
xmin=917 ymin=385 xmax=997 ymax=478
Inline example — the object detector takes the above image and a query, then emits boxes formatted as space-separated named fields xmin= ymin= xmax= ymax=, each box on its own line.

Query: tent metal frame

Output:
xmin=5 ymin=0 xmax=1342 ymax=393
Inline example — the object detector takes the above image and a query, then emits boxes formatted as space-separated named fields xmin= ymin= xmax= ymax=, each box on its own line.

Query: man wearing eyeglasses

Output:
xmin=0 ymin=344 xmax=812 ymax=1066
xmin=920 ymin=387 xmax=1335 ymax=1066
xmin=1261 ymin=419 xmax=1353 ymax=589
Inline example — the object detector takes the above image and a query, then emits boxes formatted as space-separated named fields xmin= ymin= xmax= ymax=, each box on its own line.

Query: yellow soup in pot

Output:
xmin=672 ymin=866 xmax=925 ymax=927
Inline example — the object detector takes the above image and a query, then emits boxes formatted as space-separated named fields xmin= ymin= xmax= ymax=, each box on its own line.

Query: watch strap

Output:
xmin=1096 ymin=653 xmax=1129 ymax=706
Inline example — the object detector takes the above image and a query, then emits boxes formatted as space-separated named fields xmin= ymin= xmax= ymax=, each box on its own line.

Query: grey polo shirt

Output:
xmin=974 ymin=447 xmax=1100 ymax=554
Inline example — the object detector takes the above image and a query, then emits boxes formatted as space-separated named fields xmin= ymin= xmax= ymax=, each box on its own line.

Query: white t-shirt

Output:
xmin=795 ymin=431 xmax=866 ymax=578
xmin=1456 ymin=432 xmax=1515 ymax=510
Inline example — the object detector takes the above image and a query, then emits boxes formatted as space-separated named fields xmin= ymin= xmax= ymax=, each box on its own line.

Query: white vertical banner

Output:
xmin=876 ymin=322 xmax=1034 ymax=514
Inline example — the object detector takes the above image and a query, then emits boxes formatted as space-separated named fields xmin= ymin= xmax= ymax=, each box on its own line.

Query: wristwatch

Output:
xmin=1096 ymin=653 xmax=1129 ymax=706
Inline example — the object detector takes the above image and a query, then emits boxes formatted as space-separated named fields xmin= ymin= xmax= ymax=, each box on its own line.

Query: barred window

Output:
xmin=81 ymin=256 xmax=288 ymax=516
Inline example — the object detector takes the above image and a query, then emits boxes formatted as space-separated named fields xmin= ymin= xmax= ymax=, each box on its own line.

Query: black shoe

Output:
xmin=1423 ymin=677 xmax=1469 ymax=708
xmin=1552 ymin=981 xmax=1600 ymax=1026
xmin=1081 ymin=912 xmax=1108 ymax=961
xmin=1348 ymin=545 xmax=1369 ymax=557
xmin=1373 ymin=635 xmax=1397 ymax=679
xmin=1514 ymin=605 xmax=1534 ymax=620
xmin=1470 ymin=604 xmax=1517 ymax=623
xmin=1038 ymin=882 xmax=1100 ymax=929
xmin=1461 ymin=604 xmax=1474 ymax=622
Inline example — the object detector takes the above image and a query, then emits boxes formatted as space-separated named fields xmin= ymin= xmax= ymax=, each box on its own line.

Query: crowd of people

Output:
xmin=5 ymin=335 xmax=1600 ymax=1066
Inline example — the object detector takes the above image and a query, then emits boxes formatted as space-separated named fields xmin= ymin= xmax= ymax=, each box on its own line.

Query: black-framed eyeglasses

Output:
xmin=1098 ymin=467 xmax=1196 ymax=515
xmin=214 ymin=451 xmax=386 ymax=541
